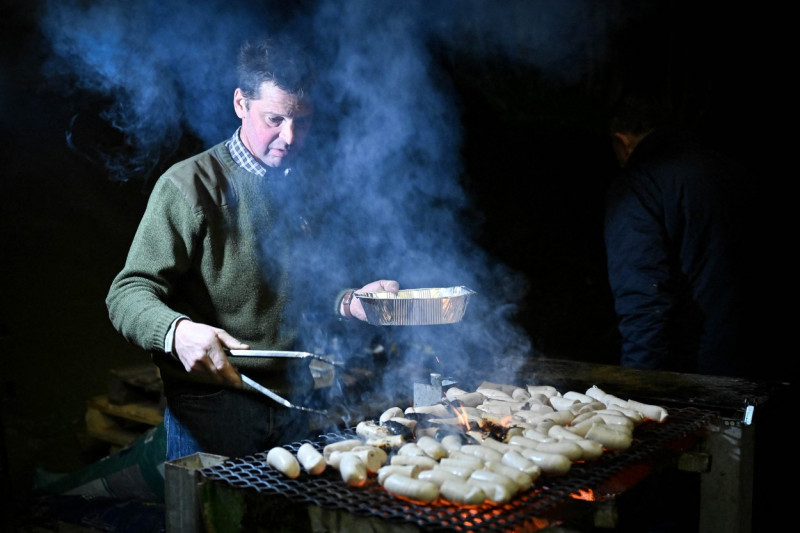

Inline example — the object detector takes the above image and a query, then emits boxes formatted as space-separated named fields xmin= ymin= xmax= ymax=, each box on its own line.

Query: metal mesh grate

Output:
xmin=198 ymin=406 xmax=712 ymax=532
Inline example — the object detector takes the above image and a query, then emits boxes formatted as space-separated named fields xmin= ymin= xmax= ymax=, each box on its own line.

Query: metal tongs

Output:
xmin=227 ymin=349 xmax=339 ymax=416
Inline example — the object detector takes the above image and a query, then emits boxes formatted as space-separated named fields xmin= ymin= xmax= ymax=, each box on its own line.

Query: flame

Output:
xmin=455 ymin=405 xmax=470 ymax=427
xmin=570 ymin=488 xmax=595 ymax=501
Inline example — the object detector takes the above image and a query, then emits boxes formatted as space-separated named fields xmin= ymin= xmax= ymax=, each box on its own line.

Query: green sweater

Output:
xmin=106 ymin=142 xmax=303 ymax=395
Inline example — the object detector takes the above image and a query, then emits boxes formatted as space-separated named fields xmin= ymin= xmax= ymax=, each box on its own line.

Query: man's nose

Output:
xmin=279 ymin=121 xmax=295 ymax=145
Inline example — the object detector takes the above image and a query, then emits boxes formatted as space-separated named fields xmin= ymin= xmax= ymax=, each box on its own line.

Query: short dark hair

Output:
xmin=237 ymin=37 xmax=316 ymax=100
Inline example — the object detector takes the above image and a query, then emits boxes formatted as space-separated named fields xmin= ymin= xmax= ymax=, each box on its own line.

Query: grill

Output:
xmin=196 ymin=406 xmax=712 ymax=532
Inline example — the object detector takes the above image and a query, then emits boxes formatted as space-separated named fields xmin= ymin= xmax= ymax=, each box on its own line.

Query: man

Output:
xmin=106 ymin=37 xmax=398 ymax=461
xmin=603 ymin=93 xmax=750 ymax=378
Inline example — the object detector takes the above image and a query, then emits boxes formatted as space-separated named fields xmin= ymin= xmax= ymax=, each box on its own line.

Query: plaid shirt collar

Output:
xmin=226 ymin=127 xmax=267 ymax=177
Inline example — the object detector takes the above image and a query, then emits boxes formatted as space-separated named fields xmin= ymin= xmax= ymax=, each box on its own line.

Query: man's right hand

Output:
xmin=173 ymin=319 xmax=248 ymax=387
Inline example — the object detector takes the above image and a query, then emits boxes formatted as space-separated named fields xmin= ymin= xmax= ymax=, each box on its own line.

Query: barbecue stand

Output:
xmin=166 ymin=358 xmax=783 ymax=533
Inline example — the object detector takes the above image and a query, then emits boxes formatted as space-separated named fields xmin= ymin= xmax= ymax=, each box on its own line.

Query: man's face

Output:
xmin=234 ymin=81 xmax=313 ymax=168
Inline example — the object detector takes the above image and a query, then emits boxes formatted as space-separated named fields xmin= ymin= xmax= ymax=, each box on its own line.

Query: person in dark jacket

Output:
xmin=603 ymin=94 xmax=751 ymax=377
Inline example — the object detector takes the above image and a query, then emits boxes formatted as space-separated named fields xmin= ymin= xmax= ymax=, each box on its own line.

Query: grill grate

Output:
xmin=198 ymin=406 xmax=712 ymax=532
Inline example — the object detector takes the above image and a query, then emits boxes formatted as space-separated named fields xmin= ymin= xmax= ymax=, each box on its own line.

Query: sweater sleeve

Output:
xmin=106 ymin=176 xmax=197 ymax=352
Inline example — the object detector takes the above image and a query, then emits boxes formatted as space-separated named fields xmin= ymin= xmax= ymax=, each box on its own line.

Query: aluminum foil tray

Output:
xmin=354 ymin=286 xmax=475 ymax=326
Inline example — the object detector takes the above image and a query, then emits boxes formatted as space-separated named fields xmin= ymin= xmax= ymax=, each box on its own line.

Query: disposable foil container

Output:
xmin=355 ymin=286 xmax=475 ymax=326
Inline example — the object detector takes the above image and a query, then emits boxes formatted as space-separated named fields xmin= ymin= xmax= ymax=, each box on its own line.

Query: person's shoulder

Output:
xmin=156 ymin=141 xmax=233 ymax=209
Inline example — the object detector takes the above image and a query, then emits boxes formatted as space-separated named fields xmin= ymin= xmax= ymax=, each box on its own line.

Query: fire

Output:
xmin=570 ymin=488 xmax=595 ymax=501
xmin=455 ymin=405 xmax=471 ymax=427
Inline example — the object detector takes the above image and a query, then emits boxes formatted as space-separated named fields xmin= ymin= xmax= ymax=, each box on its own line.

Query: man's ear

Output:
xmin=233 ymin=88 xmax=248 ymax=119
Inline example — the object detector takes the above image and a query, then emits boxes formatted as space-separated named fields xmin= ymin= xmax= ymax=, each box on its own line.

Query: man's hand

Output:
xmin=348 ymin=279 xmax=400 ymax=321
xmin=173 ymin=320 xmax=248 ymax=387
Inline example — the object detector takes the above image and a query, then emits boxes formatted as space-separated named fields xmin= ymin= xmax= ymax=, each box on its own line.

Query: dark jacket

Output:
xmin=604 ymin=126 xmax=751 ymax=377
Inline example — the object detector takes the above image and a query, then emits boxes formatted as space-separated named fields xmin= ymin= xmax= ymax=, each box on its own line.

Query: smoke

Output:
xmin=38 ymin=0 xmax=615 ymax=397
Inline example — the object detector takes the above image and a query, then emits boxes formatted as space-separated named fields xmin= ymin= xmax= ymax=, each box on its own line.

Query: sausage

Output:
xmin=382 ymin=474 xmax=439 ymax=503
xmin=584 ymin=423 xmax=633 ymax=451
xmin=397 ymin=442 xmax=427 ymax=457
xmin=440 ymin=434 xmax=464 ymax=453
xmin=549 ymin=396 xmax=579 ymax=411
xmin=518 ymin=448 xmax=572 ymax=475
xmin=379 ymin=406 xmax=405 ymax=424
xmin=530 ymin=440 xmax=584 ymax=461
xmin=377 ymin=464 xmax=420 ymax=485
xmin=521 ymin=428 xmax=555 ymax=443
xmin=405 ymin=404 xmax=451 ymax=418
xmin=389 ymin=454 xmax=438 ymax=469
xmin=418 ymin=467 xmax=469 ymax=485
xmin=266 ymin=446 xmax=300 ymax=479
xmin=500 ymin=449 xmax=542 ymax=478
xmin=416 ymin=435 xmax=448 ymax=460
xmin=458 ymin=444 xmax=503 ymax=463
xmin=297 ymin=443 xmax=326 ymax=475
xmin=466 ymin=478 xmax=512 ymax=503
xmin=626 ymin=399 xmax=669 ymax=422
xmin=339 ymin=452 xmax=368 ymax=487
xmin=468 ymin=469 xmax=518 ymax=496
xmin=526 ymin=385 xmax=559 ymax=398
xmin=440 ymin=479 xmax=487 ymax=505
xmin=473 ymin=435 xmax=512 ymax=454
xmin=446 ymin=391 xmax=486 ymax=407
xmin=323 ymin=438 xmax=363 ymax=462
xmin=350 ymin=445 xmax=388 ymax=474
xmin=437 ymin=458 xmax=480 ymax=478
xmin=485 ymin=460 xmax=534 ymax=491
xmin=563 ymin=391 xmax=595 ymax=404
xmin=546 ymin=425 xmax=604 ymax=460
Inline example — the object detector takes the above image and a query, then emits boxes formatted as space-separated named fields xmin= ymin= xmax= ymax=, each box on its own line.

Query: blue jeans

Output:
xmin=164 ymin=387 xmax=311 ymax=461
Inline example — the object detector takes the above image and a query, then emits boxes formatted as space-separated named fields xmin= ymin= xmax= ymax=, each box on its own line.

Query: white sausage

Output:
xmin=440 ymin=479 xmax=487 ymax=505
xmin=350 ymin=445 xmax=387 ymax=474
xmin=377 ymin=464 xmax=420 ymax=485
xmin=526 ymin=385 xmax=559 ymax=397
xmin=416 ymin=436 xmax=448 ymax=460
xmin=518 ymin=448 xmax=572 ymax=475
xmin=397 ymin=442 xmax=427 ymax=457
xmin=297 ymin=443 xmax=326 ymax=475
xmin=389 ymin=454 xmax=438 ymax=469
xmin=485 ymin=460 xmax=533 ymax=491
xmin=339 ymin=452 xmax=367 ymax=487
xmin=530 ymin=440 xmax=584 ymax=461
xmin=626 ymin=399 xmax=669 ymax=422
xmin=459 ymin=444 xmax=503 ymax=463
xmin=467 ymin=478 xmax=512 ymax=504
xmin=444 ymin=451 xmax=485 ymax=468
xmin=418 ymin=468 xmax=469 ymax=485
xmin=266 ymin=446 xmax=300 ymax=479
xmin=469 ymin=469 xmax=518 ymax=496
xmin=501 ymin=449 xmax=542 ymax=478
xmin=585 ymin=423 xmax=633 ymax=451
xmin=379 ymin=406 xmax=405 ymax=424
xmin=440 ymin=434 xmax=464 ymax=453
xmin=323 ymin=439 xmax=363 ymax=462
xmin=382 ymin=474 xmax=439 ymax=503
xmin=474 ymin=436 xmax=512 ymax=454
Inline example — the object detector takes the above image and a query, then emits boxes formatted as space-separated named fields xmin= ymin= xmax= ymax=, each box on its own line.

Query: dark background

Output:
xmin=1 ymin=0 xmax=789 ymax=525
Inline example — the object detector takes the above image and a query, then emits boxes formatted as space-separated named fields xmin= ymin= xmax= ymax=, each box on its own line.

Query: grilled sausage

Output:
xmin=266 ymin=446 xmax=300 ymax=479
xmin=339 ymin=452 xmax=368 ymax=487
xmin=297 ymin=443 xmax=326 ymax=475
xmin=382 ymin=474 xmax=439 ymax=503
xmin=440 ymin=479 xmax=487 ymax=505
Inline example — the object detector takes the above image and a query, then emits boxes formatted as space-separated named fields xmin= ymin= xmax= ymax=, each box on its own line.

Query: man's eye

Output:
xmin=266 ymin=116 xmax=284 ymax=126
